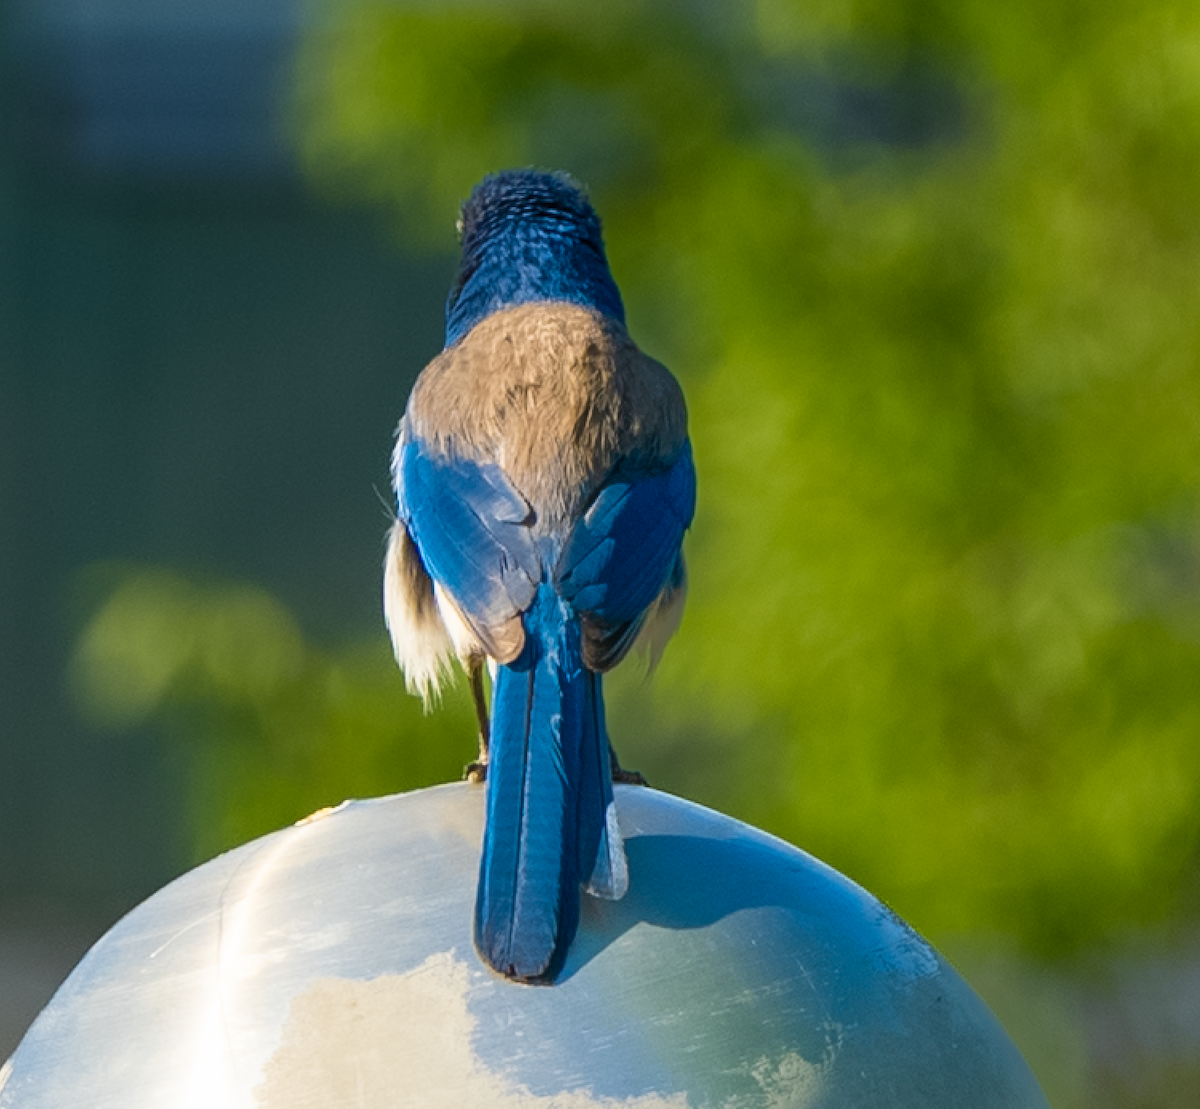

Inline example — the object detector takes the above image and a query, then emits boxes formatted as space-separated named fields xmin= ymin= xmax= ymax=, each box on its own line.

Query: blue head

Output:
xmin=444 ymin=170 xmax=626 ymax=347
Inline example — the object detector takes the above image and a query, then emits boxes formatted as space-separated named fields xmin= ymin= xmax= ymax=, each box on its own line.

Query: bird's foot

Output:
xmin=609 ymin=742 xmax=648 ymax=786
xmin=464 ymin=760 xmax=488 ymax=784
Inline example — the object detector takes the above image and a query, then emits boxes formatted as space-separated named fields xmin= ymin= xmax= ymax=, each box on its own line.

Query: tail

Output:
xmin=474 ymin=586 xmax=627 ymax=984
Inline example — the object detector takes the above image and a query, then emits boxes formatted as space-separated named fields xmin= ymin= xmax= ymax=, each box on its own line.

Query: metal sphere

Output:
xmin=1 ymin=784 xmax=1048 ymax=1108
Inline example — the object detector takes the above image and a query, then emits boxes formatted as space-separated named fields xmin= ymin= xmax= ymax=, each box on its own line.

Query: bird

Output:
xmin=383 ymin=169 xmax=695 ymax=984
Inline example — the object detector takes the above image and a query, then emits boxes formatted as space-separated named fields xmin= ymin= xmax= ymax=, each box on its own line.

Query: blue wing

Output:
xmin=396 ymin=433 xmax=540 ymax=660
xmin=555 ymin=440 xmax=696 ymax=670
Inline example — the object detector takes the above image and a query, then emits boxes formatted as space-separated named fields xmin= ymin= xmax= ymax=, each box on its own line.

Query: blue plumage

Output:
xmin=557 ymin=444 xmax=696 ymax=618
xmin=476 ymin=585 xmax=614 ymax=981
xmin=397 ymin=438 xmax=538 ymax=649
xmin=446 ymin=169 xmax=625 ymax=346
xmin=386 ymin=169 xmax=694 ymax=983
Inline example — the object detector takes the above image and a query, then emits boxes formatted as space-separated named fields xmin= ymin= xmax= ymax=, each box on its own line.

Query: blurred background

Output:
xmin=3 ymin=0 xmax=1200 ymax=1102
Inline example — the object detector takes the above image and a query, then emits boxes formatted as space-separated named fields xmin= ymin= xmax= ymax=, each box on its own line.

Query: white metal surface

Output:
xmin=1 ymin=784 xmax=1048 ymax=1108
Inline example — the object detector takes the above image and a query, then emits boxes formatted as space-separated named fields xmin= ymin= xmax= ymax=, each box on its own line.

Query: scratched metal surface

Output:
xmin=0 ymin=784 xmax=1048 ymax=1108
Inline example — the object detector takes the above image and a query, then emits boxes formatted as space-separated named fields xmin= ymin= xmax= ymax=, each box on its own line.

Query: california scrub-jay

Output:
xmin=384 ymin=170 xmax=695 ymax=984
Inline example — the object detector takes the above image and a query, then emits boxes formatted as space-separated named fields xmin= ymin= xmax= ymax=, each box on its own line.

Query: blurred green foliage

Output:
xmin=71 ymin=567 xmax=473 ymax=862
xmin=75 ymin=0 xmax=1200 ymax=965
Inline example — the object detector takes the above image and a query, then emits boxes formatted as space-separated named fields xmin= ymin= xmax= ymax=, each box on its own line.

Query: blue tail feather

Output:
xmin=474 ymin=586 xmax=620 ymax=983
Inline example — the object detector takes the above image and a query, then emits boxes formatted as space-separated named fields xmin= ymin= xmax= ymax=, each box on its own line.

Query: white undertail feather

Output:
xmin=585 ymin=801 xmax=629 ymax=901
xmin=433 ymin=583 xmax=484 ymax=661
xmin=633 ymin=558 xmax=688 ymax=673
xmin=383 ymin=520 xmax=456 ymax=706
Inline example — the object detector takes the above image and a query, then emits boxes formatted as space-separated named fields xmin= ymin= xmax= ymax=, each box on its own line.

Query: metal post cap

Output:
xmin=1 ymin=784 xmax=1048 ymax=1108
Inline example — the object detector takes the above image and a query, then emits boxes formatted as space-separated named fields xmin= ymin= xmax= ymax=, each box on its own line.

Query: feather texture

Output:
xmin=382 ymin=520 xmax=455 ymax=704
xmin=407 ymin=302 xmax=687 ymax=528
xmin=474 ymin=585 xmax=623 ymax=982
xmin=446 ymin=170 xmax=625 ymax=346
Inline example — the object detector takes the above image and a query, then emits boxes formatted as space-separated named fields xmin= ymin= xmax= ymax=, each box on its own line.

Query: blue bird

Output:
xmin=384 ymin=170 xmax=695 ymax=984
